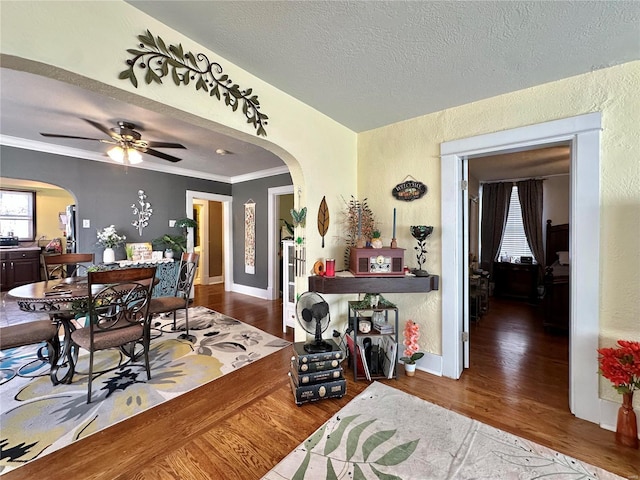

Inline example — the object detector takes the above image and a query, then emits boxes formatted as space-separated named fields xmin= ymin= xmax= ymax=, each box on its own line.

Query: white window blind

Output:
xmin=499 ymin=186 xmax=534 ymax=261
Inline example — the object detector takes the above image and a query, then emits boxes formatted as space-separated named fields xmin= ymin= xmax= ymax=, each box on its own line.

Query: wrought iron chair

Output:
xmin=0 ymin=319 xmax=61 ymax=378
xmin=42 ymin=252 xmax=95 ymax=280
xmin=42 ymin=253 xmax=96 ymax=327
xmin=70 ymin=266 xmax=156 ymax=403
xmin=147 ymin=252 xmax=199 ymax=342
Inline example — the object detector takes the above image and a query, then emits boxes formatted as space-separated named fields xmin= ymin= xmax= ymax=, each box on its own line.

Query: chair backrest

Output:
xmin=87 ymin=266 xmax=157 ymax=337
xmin=43 ymin=253 xmax=95 ymax=280
xmin=173 ymin=252 xmax=200 ymax=299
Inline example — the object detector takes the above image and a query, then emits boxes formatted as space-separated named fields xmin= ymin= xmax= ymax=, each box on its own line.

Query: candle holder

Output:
xmin=410 ymin=225 xmax=433 ymax=276
xmin=390 ymin=207 xmax=397 ymax=248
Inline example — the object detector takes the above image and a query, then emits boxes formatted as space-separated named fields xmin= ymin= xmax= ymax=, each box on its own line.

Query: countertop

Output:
xmin=0 ymin=246 xmax=41 ymax=252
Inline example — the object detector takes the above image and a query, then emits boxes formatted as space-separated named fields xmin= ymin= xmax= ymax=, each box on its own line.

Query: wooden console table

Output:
xmin=308 ymin=274 xmax=439 ymax=294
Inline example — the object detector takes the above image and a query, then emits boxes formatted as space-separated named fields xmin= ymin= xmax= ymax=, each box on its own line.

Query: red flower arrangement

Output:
xmin=597 ymin=340 xmax=640 ymax=394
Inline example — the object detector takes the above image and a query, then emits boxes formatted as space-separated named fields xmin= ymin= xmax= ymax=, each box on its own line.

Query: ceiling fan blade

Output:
xmin=40 ymin=133 xmax=104 ymax=141
xmin=82 ymin=118 xmax=121 ymax=141
xmin=139 ymin=147 xmax=182 ymax=163
xmin=145 ymin=141 xmax=186 ymax=149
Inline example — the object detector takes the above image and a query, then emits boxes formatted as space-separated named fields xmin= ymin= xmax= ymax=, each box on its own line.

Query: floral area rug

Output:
xmin=0 ymin=306 xmax=290 ymax=475
xmin=263 ymin=382 xmax=623 ymax=480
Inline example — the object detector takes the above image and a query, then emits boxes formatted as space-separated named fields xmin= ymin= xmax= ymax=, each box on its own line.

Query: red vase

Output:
xmin=615 ymin=392 xmax=639 ymax=449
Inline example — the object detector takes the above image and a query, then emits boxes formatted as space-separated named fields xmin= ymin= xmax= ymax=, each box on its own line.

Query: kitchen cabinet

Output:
xmin=1 ymin=248 xmax=41 ymax=291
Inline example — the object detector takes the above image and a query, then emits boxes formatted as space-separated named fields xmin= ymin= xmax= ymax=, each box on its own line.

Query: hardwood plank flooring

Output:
xmin=3 ymin=286 xmax=639 ymax=479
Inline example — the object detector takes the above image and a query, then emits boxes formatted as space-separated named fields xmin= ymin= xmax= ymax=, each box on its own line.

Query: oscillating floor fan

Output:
xmin=296 ymin=291 xmax=332 ymax=353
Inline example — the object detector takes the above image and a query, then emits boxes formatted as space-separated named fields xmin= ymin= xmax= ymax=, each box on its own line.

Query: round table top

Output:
xmin=7 ymin=277 xmax=95 ymax=303
xmin=7 ymin=276 xmax=159 ymax=304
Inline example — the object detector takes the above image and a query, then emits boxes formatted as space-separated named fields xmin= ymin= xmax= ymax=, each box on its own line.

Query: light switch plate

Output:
xmin=82 ymin=219 xmax=90 ymax=228
xmin=169 ymin=220 xmax=176 ymax=227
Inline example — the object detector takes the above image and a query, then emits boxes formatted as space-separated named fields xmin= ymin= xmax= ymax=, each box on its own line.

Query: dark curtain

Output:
xmin=517 ymin=179 xmax=545 ymax=282
xmin=480 ymin=182 xmax=511 ymax=276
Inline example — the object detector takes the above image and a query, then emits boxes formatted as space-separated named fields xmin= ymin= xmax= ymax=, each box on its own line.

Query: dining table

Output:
xmin=6 ymin=275 xmax=159 ymax=385
xmin=7 ymin=276 xmax=94 ymax=385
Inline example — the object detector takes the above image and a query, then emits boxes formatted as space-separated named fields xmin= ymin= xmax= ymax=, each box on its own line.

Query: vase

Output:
xmin=616 ymin=392 xmax=639 ymax=449
xmin=404 ymin=363 xmax=416 ymax=377
xmin=164 ymin=249 xmax=174 ymax=259
xmin=102 ymin=247 xmax=115 ymax=264
xmin=371 ymin=238 xmax=383 ymax=249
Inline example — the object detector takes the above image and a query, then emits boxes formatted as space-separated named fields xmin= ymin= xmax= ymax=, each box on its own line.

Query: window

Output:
xmin=498 ymin=186 xmax=534 ymax=261
xmin=0 ymin=189 xmax=36 ymax=240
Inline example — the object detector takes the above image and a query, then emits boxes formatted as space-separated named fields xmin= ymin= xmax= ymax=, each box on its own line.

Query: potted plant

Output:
xmin=400 ymin=320 xmax=423 ymax=376
xmin=400 ymin=352 xmax=424 ymax=376
xmin=96 ymin=225 xmax=126 ymax=263
xmin=371 ymin=230 xmax=383 ymax=248
xmin=152 ymin=217 xmax=198 ymax=257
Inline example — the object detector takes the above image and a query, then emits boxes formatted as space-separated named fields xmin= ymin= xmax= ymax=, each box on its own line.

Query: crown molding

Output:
xmin=0 ymin=135 xmax=289 ymax=184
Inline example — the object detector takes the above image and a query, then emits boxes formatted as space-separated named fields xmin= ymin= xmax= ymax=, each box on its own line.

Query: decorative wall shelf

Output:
xmin=308 ymin=274 xmax=439 ymax=294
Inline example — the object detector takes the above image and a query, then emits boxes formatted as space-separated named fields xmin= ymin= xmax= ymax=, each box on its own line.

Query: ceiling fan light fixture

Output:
xmin=127 ymin=148 xmax=143 ymax=165
xmin=107 ymin=145 xmax=143 ymax=165
xmin=215 ymin=148 xmax=230 ymax=156
xmin=107 ymin=145 xmax=125 ymax=163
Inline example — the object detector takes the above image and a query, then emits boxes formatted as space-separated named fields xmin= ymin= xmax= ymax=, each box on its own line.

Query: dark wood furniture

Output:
xmin=543 ymin=220 xmax=570 ymax=332
xmin=308 ymin=274 xmax=439 ymax=294
xmin=72 ymin=266 xmax=157 ymax=403
xmin=41 ymin=252 xmax=95 ymax=280
xmin=7 ymin=273 xmax=161 ymax=385
xmin=1 ymin=248 xmax=40 ymax=291
xmin=492 ymin=261 xmax=538 ymax=301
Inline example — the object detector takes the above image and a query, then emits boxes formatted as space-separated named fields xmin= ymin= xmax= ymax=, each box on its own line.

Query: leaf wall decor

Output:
xmin=119 ymin=30 xmax=268 ymax=137
xmin=317 ymin=196 xmax=330 ymax=248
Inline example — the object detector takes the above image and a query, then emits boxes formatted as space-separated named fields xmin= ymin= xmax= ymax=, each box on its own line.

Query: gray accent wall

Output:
xmin=2 ymin=146 xmax=293 ymax=291
xmin=232 ymin=174 xmax=293 ymax=289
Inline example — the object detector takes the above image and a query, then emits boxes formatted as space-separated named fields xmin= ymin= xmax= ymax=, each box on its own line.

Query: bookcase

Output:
xmin=282 ymin=240 xmax=296 ymax=332
xmin=346 ymin=301 xmax=399 ymax=381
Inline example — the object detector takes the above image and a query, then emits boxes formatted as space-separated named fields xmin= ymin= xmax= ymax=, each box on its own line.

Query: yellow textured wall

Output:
xmin=1 ymin=1 xmax=358 ymax=342
xmin=36 ymin=188 xmax=74 ymax=245
xmin=359 ymin=62 xmax=640 ymax=369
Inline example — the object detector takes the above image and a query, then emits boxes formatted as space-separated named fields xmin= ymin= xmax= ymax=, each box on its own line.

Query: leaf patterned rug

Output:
xmin=263 ymin=382 xmax=623 ymax=480
xmin=0 ymin=306 xmax=290 ymax=475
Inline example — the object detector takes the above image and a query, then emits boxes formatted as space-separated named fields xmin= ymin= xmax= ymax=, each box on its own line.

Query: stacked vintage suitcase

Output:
xmin=288 ymin=338 xmax=347 ymax=405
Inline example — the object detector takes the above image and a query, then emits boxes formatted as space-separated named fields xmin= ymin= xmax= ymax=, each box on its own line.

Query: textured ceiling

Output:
xmin=1 ymin=1 xmax=638 ymax=181
xmin=128 ymin=0 xmax=640 ymax=132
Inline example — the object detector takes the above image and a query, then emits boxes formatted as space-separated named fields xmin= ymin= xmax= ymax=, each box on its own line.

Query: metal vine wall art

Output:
xmin=132 ymin=190 xmax=153 ymax=236
xmin=119 ymin=30 xmax=268 ymax=137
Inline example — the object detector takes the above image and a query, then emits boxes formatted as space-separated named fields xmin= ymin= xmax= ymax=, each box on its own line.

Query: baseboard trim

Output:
xmin=407 ymin=352 xmax=443 ymax=377
xmin=231 ymin=283 xmax=269 ymax=300
xmin=600 ymin=397 xmax=640 ymax=437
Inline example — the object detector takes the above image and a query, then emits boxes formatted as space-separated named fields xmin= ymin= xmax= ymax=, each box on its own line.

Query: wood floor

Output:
xmin=3 ymin=286 xmax=639 ymax=479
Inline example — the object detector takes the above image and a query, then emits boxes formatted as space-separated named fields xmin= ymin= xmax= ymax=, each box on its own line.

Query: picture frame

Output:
xmin=125 ymin=242 xmax=153 ymax=261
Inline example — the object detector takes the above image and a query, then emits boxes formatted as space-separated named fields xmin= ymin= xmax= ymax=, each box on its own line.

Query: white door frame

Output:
xmin=267 ymin=185 xmax=295 ymax=300
xmin=440 ymin=112 xmax=602 ymax=424
xmin=186 ymin=190 xmax=233 ymax=292
xmin=192 ymin=199 xmax=208 ymax=284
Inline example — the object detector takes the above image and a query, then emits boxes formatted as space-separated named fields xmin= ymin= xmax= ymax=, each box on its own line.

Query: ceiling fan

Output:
xmin=40 ymin=118 xmax=186 ymax=164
